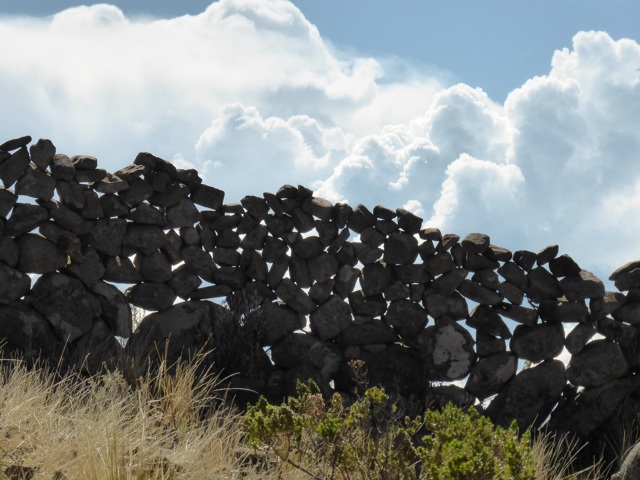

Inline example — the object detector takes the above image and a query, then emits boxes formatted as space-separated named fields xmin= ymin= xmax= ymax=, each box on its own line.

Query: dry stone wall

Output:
xmin=2 ymin=135 xmax=640 ymax=446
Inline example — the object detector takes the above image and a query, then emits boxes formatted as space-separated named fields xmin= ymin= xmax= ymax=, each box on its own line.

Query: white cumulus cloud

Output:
xmin=0 ymin=0 xmax=420 ymax=170
xmin=195 ymin=104 xmax=350 ymax=199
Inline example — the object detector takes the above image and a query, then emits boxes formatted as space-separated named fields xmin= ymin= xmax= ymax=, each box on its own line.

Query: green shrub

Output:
xmin=243 ymin=380 xmax=536 ymax=480
xmin=243 ymin=380 xmax=417 ymax=479
xmin=420 ymin=403 xmax=535 ymax=480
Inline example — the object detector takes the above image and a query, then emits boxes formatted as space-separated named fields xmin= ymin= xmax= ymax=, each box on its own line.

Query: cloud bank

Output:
xmin=2 ymin=1 xmax=640 ymax=281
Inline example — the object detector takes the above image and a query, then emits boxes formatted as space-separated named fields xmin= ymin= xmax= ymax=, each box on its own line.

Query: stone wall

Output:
xmin=2 ymin=135 xmax=640 ymax=447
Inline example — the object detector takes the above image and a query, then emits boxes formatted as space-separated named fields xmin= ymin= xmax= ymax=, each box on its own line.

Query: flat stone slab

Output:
xmin=275 ymin=278 xmax=316 ymax=315
xmin=457 ymin=279 xmax=503 ymax=305
xmin=125 ymin=282 xmax=177 ymax=311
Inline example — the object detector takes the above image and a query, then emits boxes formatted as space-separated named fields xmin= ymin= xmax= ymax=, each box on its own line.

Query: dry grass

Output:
xmin=530 ymin=430 xmax=607 ymax=480
xmin=0 ymin=352 xmax=309 ymax=480
xmin=0 ymin=351 xmax=620 ymax=480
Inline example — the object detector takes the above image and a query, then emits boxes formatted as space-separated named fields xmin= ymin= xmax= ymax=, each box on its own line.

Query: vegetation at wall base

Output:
xmin=244 ymin=379 xmax=538 ymax=480
xmin=0 ymin=350 xmax=612 ymax=479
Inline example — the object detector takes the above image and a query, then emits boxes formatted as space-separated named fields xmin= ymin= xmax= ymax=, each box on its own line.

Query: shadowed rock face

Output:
xmin=485 ymin=360 xmax=566 ymax=429
xmin=2 ymin=135 xmax=640 ymax=457
xmin=613 ymin=440 xmax=640 ymax=480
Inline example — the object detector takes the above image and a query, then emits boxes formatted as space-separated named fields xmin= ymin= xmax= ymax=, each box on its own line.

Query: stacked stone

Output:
xmin=2 ymin=136 xmax=640 ymax=444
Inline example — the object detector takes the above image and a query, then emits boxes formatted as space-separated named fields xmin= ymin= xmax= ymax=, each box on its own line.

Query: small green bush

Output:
xmin=420 ymin=403 xmax=535 ymax=480
xmin=244 ymin=380 xmax=418 ymax=479
xmin=243 ymin=380 xmax=536 ymax=480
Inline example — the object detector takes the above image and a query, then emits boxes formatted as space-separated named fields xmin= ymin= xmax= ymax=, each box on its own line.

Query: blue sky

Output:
xmin=296 ymin=0 xmax=640 ymax=102
xmin=1 ymin=0 xmax=640 ymax=286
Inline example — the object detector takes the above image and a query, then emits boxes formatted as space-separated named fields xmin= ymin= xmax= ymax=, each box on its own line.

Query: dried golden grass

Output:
xmin=530 ymin=430 xmax=607 ymax=480
xmin=0 ymin=351 xmax=305 ymax=480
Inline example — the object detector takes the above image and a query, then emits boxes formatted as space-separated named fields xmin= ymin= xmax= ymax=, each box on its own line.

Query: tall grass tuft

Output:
xmin=530 ymin=430 xmax=607 ymax=480
xmin=0 ymin=351 xmax=286 ymax=479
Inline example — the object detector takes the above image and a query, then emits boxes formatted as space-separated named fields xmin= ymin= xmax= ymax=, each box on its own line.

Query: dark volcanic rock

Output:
xmin=5 ymin=134 xmax=640 ymax=439
xmin=125 ymin=282 xmax=177 ymax=311
xmin=560 ymin=269 xmax=605 ymax=301
xmin=0 ymin=262 xmax=31 ymax=304
xmin=31 ymin=273 xmax=97 ymax=342
xmin=466 ymin=304 xmax=511 ymax=338
xmin=461 ymin=233 xmax=490 ymax=254
xmin=0 ymin=135 xmax=31 ymax=152
xmin=566 ymin=340 xmax=628 ymax=387
xmin=465 ymin=352 xmax=517 ymax=400
xmin=486 ymin=360 xmax=566 ymax=429
xmin=417 ymin=321 xmax=476 ymax=381
xmin=310 ymin=295 xmax=352 ymax=340
xmin=0 ymin=147 xmax=31 ymax=188
xmin=0 ymin=301 xmax=57 ymax=357
xmin=17 ymin=233 xmax=67 ymax=274
xmin=509 ymin=323 xmax=565 ymax=363
xmin=384 ymin=299 xmax=428 ymax=339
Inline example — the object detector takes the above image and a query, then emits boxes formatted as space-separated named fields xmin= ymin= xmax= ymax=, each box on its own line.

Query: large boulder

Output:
xmin=90 ymin=218 xmax=127 ymax=256
xmin=509 ymin=323 xmax=565 ymax=363
xmin=383 ymin=232 xmax=418 ymax=265
xmin=275 ymin=278 xmax=316 ymax=315
xmin=566 ymin=340 xmax=628 ymax=387
xmin=466 ymin=305 xmax=511 ymax=338
xmin=271 ymin=333 xmax=329 ymax=369
xmin=130 ymin=300 xmax=272 ymax=385
xmin=0 ymin=301 xmax=58 ymax=358
xmin=526 ymin=267 xmax=562 ymax=302
xmin=457 ymin=279 xmax=503 ymax=305
xmin=610 ymin=260 xmax=640 ymax=291
xmin=71 ymin=319 xmax=123 ymax=373
xmin=465 ymin=352 xmax=518 ymax=400
xmin=423 ymin=289 xmax=468 ymax=320
xmin=559 ymin=270 xmax=605 ymax=301
xmin=486 ymin=360 xmax=566 ymax=429
xmin=416 ymin=321 xmax=476 ymax=381
xmin=5 ymin=203 xmax=48 ymax=236
xmin=549 ymin=378 xmax=640 ymax=438
xmin=360 ymin=262 xmax=393 ymax=296
xmin=255 ymin=302 xmax=305 ymax=346
xmin=65 ymin=248 xmax=105 ymax=287
xmin=0 ymin=261 xmax=31 ymax=304
xmin=31 ymin=272 xmax=98 ymax=342
xmin=17 ymin=233 xmax=67 ymax=274
xmin=384 ymin=299 xmax=429 ymax=339
xmin=125 ymin=282 xmax=177 ymax=311
xmin=127 ymin=301 xmax=218 ymax=369
xmin=310 ymin=295 xmax=352 ymax=340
